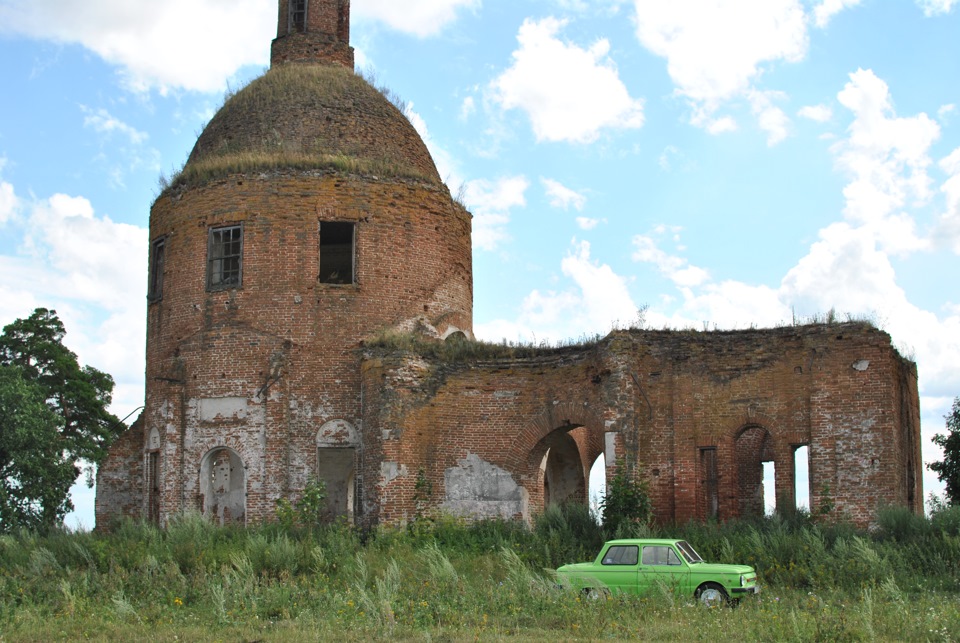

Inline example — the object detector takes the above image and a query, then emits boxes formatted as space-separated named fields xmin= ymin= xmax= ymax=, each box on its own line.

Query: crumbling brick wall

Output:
xmin=360 ymin=323 xmax=921 ymax=529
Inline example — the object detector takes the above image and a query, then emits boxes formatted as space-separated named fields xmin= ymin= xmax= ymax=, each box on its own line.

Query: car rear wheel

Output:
xmin=695 ymin=582 xmax=728 ymax=606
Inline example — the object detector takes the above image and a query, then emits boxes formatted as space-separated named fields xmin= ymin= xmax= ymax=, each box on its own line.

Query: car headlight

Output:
xmin=740 ymin=575 xmax=746 ymax=587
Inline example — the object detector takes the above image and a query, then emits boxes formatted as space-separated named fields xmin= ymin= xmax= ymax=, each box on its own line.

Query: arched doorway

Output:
xmin=316 ymin=419 xmax=359 ymax=523
xmin=199 ymin=447 xmax=246 ymax=526
xmin=735 ymin=425 xmax=774 ymax=518
xmin=537 ymin=426 xmax=588 ymax=508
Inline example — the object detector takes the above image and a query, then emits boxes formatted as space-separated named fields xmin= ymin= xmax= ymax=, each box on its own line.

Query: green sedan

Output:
xmin=556 ymin=538 xmax=759 ymax=605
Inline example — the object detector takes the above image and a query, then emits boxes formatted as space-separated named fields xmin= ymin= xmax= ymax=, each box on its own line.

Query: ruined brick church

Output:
xmin=96 ymin=0 xmax=923 ymax=530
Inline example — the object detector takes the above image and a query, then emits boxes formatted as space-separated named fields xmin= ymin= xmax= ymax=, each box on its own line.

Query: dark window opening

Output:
xmin=289 ymin=0 xmax=307 ymax=33
xmin=148 ymin=237 xmax=166 ymax=301
xmin=147 ymin=451 xmax=160 ymax=524
xmin=319 ymin=221 xmax=355 ymax=284
xmin=207 ymin=225 xmax=243 ymax=290
xmin=701 ymin=447 xmax=719 ymax=519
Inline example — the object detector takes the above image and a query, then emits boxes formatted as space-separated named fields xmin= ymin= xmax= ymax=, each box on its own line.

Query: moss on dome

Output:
xmin=167 ymin=64 xmax=440 ymax=191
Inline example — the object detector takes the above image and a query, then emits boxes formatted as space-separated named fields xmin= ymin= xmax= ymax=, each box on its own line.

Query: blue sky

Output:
xmin=1 ymin=0 xmax=958 ymax=528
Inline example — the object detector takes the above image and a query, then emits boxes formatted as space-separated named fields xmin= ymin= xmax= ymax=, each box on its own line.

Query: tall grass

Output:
xmin=1 ymin=505 xmax=958 ymax=640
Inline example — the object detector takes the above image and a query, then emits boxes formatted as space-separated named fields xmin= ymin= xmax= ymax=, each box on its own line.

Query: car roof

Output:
xmin=603 ymin=538 xmax=684 ymax=546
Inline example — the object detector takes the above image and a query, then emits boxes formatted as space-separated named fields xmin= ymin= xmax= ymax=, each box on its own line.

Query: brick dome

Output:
xmin=183 ymin=64 xmax=441 ymax=185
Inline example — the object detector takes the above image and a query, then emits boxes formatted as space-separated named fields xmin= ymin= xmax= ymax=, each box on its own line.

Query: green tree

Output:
xmin=0 ymin=308 xmax=123 ymax=531
xmin=929 ymin=397 xmax=960 ymax=506
xmin=0 ymin=366 xmax=77 ymax=529
xmin=599 ymin=460 xmax=652 ymax=535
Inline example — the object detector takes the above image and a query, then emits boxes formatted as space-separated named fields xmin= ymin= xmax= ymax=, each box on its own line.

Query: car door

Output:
xmin=638 ymin=545 xmax=690 ymax=595
xmin=595 ymin=544 xmax=641 ymax=594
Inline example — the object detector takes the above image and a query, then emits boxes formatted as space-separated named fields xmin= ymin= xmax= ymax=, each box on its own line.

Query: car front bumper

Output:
xmin=731 ymin=585 xmax=760 ymax=595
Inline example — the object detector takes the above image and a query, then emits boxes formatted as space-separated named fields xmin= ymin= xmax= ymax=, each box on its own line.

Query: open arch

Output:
xmin=200 ymin=447 xmax=246 ymax=526
xmin=539 ymin=428 xmax=586 ymax=507
xmin=735 ymin=425 xmax=774 ymax=518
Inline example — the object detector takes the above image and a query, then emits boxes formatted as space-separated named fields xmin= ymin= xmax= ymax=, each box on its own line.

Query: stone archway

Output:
xmin=199 ymin=447 xmax=246 ymax=526
xmin=539 ymin=428 xmax=587 ymax=507
xmin=735 ymin=425 xmax=774 ymax=518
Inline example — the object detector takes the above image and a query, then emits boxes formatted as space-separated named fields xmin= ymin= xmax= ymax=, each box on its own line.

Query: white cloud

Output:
xmin=576 ymin=217 xmax=603 ymax=230
xmin=632 ymin=0 xmax=807 ymax=128
xmin=0 ymin=183 xmax=148 ymax=413
xmin=939 ymin=104 xmax=957 ymax=122
xmin=798 ymin=104 xmax=833 ymax=122
xmin=0 ymin=180 xmax=17 ymax=225
xmin=748 ymin=89 xmax=790 ymax=146
xmin=916 ymin=0 xmax=958 ymax=16
xmin=465 ymin=176 xmax=529 ymax=251
xmin=459 ymin=96 xmax=476 ymax=121
xmin=0 ymin=0 xmax=275 ymax=93
xmin=937 ymin=146 xmax=960 ymax=252
xmin=542 ymin=178 xmax=587 ymax=211
xmin=405 ymin=103 xmax=462 ymax=193
xmin=354 ymin=0 xmax=479 ymax=38
xmin=706 ymin=116 xmax=738 ymax=135
xmin=81 ymin=106 xmax=148 ymax=145
xmin=631 ymin=233 xmax=710 ymax=287
xmin=491 ymin=17 xmax=645 ymax=143
xmin=832 ymin=69 xmax=939 ymax=254
xmin=813 ymin=0 xmax=863 ymax=28
xmin=475 ymin=240 xmax=637 ymax=343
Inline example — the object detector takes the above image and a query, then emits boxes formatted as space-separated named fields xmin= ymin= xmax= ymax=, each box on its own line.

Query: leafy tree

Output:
xmin=929 ymin=397 xmax=960 ymax=506
xmin=0 ymin=308 xmax=123 ymax=531
xmin=0 ymin=366 xmax=77 ymax=529
xmin=599 ymin=460 xmax=652 ymax=535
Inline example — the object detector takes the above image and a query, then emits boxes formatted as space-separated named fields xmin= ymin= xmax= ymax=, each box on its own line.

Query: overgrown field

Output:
xmin=2 ymin=505 xmax=959 ymax=641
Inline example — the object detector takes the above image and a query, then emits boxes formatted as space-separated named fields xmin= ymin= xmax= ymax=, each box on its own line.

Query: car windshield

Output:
xmin=675 ymin=541 xmax=704 ymax=563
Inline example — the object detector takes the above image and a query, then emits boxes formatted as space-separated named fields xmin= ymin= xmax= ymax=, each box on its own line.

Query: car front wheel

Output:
xmin=695 ymin=582 xmax=728 ymax=606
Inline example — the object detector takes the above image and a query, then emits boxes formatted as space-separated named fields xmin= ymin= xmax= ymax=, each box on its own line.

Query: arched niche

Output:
xmin=537 ymin=426 xmax=587 ymax=508
xmin=199 ymin=447 xmax=246 ymax=526
xmin=316 ymin=419 xmax=359 ymax=522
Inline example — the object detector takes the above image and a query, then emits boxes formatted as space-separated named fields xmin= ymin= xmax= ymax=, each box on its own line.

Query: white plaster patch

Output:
xmin=317 ymin=419 xmax=360 ymax=446
xmin=852 ymin=359 xmax=870 ymax=371
xmin=381 ymin=461 xmax=407 ymax=484
xmin=195 ymin=397 xmax=248 ymax=422
xmin=442 ymin=453 xmax=528 ymax=519
xmin=604 ymin=431 xmax=618 ymax=465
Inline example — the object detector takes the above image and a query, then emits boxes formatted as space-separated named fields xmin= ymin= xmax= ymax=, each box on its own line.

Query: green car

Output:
xmin=556 ymin=538 xmax=759 ymax=605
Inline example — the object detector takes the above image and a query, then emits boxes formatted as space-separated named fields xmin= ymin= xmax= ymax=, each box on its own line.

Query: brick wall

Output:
xmin=360 ymin=324 xmax=921 ymax=530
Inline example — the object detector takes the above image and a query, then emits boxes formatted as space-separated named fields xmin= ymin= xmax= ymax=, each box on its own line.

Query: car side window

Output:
xmin=641 ymin=546 xmax=682 ymax=566
xmin=601 ymin=545 xmax=639 ymax=565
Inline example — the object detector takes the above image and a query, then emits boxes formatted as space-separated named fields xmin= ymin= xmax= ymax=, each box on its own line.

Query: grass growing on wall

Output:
xmin=1 ymin=505 xmax=959 ymax=640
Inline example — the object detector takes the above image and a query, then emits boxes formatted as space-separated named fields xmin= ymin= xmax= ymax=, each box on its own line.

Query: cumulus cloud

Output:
xmin=813 ymin=0 xmax=863 ymax=28
xmin=354 ymin=0 xmax=479 ymax=37
xmin=632 ymin=0 xmax=806 ymax=129
xmin=475 ymin=240 xmax=637 ymax=343
xmin=0 ymin=0 xmax=275 ymax=93
xmin=832 ymin=69 xmax=939 ymax=254
xmin=937 ymin=146 xmax=960 ymax=252
xmin=631 ymin=232 xmax=710 ymax=287
xmin=748 ymin=89 xmax=790 ymax=146
xmin=465 ymin=176 xmax=529 ymax=251
xmin=0 ymin=183 xmax=148 ymax=413
xmin=542 ymin=178 xmax=587 ymax=211
xmin=916 ymin=0 xmax=958 ymax=16
xmin=798 ymin=104 xmax=833 ymax=122
xmin=0 ymin=179 xmax=17 ymax=225
xmin=576 ymin=217 xmax=603 ymax=230
xmin=491 ymin=17 xmax=645 ymax=143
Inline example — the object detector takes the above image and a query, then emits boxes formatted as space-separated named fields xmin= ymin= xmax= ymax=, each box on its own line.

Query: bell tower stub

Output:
xmin=271 ymin=0 xmax=354 ymax=69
